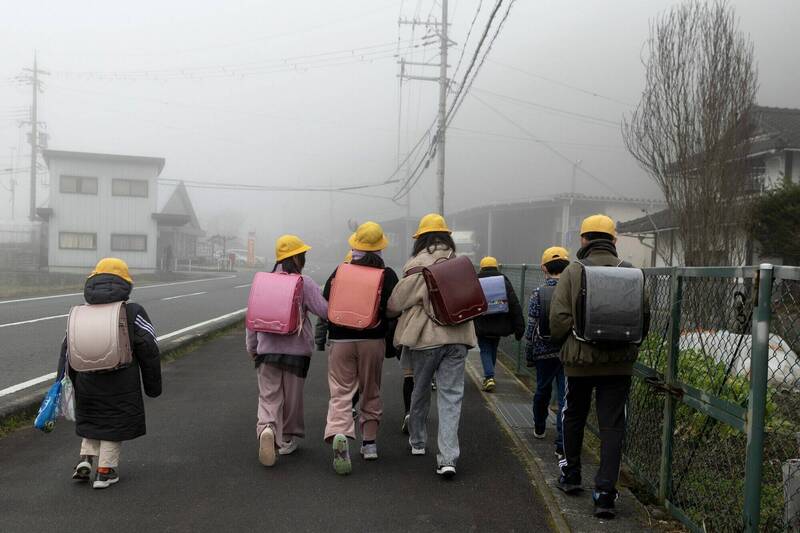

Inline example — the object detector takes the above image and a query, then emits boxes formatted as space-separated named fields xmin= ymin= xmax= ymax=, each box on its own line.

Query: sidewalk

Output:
xmin=464 ymin=352 xmax=656 ymax=532
xmin=0 ymin=330 xmax=551 ymax=533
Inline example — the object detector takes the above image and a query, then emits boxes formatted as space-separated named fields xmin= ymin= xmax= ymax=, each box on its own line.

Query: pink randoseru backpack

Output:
xmin=246 ymin=272 xmax=304 ymax=335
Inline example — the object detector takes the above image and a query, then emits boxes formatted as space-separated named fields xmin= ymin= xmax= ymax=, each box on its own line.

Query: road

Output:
xmin=0 ymin=330 xmax=550 ymax=532
xmin=0 ymin=271 xmax=255 ymax=392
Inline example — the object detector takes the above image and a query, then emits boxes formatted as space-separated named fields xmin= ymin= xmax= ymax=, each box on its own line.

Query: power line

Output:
xmin=469 ymin=92 xmax=624 ymax=197
xmin=448 ymin=126 xmax=625 ymax=150
xmin=449 ymin=0 xmax=484 ymax=93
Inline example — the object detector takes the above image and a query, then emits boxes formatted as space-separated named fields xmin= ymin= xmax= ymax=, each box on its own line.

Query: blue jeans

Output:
xmin=533 ymin=357 xmax=566 ymax=451
xmin=478 ymin=337 xmax=500 ymax=379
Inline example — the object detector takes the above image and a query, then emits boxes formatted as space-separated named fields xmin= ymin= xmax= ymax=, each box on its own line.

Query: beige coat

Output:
xmin=387 ymin=246 xmax=478 ymax=350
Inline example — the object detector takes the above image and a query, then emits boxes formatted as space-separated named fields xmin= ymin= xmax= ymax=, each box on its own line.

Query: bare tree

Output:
xmin=623 ymin=0 xmax=758 ymax=266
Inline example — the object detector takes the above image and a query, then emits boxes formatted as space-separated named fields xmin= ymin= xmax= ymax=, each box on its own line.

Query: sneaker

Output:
xmin=482 ymin=377 xmax=496 ymax=392
xmin=431 ymin=378 xmax=437 ymax=391
xmin=352 ymin=407 xmax=358 ymax=419
xmin=533 ymin=427 xmax=546 ymax=439
xmin=258 ymin=426 xmax=277 ymax=466
xmin=436 ymin=465 xmax=456 ymax=478
xmin=593 ymin=490 xmax=618 ymax=518
xmin=360 ymin=443 xmax=378 ymax=460
xmin=332 ymin=434 xmax=352 ymax=475
xmin=401 ymin=414 xmax=410 ymax=435
xmin=557 ymin=474 xmax=582 ymax=495
xmin=72 ymin=456 xmax=92 ymax=482
xmin=555 ymin=447 xmax=565 ymax=461
xmin=92 ymin=467 xmax=119 ymax=489
xmin=278 ymin=438 xmax=298 ymax=456
xmin=410 ymin=446 xmax=426 ymax=456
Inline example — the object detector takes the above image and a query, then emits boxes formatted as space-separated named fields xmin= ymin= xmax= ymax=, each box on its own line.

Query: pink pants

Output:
xmin=256 ymin=363 xmax=306 ymax=446
xmin=325 ymin=339 xmax=385 ymax=441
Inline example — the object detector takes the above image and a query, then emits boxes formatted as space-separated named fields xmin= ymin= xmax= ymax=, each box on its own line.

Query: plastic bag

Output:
xmin=58 ymin=375 xmax=75 ymax=421
xmin=34 ymin=379 xmax=62 ymax=433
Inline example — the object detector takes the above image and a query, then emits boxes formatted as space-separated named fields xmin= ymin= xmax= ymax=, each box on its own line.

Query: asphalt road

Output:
xmin=0 ymin=330 xmax=549 ymax=533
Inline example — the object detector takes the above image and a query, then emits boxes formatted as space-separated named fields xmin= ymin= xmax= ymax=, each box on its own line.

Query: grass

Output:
xmin=0 ymin=271 xmax=202 ymax=299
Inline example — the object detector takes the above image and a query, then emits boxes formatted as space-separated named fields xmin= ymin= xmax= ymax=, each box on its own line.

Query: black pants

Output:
xmin=560 ymin=375 xmax=631 ymax=492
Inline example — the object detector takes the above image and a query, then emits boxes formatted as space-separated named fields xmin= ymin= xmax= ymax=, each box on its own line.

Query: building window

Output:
xmin=112 ymin=179 xmax=149 ymax=198
xmin=59 ymin=232 xmax=97 ymax=250
xmin=60 ymin=175 xmax=98 ymax=195
xmin=111 ymin=234 xmax=147 ymax=252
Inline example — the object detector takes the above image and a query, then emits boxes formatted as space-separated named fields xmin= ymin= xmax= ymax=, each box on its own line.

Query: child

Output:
xmin=388 ymin=214 xmax=477 ymax=479
xmin=524 ymin=246 xmax=569 ymax=459
xmin=321 ymin=222 xmax=399 ymax=474
xmin=246 ymin=235 xmax=328 ymax=466
xmin=59 ymin=258 xmax=161 ymax=489
xmin=474 ymin=256 xmax=525 ymax=392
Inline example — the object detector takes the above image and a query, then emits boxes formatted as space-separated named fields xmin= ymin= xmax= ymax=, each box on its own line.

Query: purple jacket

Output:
xmin=245 ymin=274 xmax=328 ymax=356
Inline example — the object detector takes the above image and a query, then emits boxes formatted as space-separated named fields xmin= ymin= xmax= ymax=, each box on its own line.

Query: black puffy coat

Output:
xmin=58 ymin=274 xmax=161 ymax=442
xmin=474 ymin=267 xmax=525 ymax=339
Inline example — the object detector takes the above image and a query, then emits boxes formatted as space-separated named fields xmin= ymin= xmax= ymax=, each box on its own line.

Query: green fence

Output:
xmin=496 ymin=263 xmax=800 ymax=532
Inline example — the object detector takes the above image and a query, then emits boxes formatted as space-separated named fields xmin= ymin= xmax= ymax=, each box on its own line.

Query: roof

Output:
xmin=42 ymin=149 xmax=166 ymax=175
xmin=750 ymin=105 xmax=800 ymax=155
xmin=157 ymin=181 xmax=204 ymax=235
xmin=617 ymin=208 xmax=676 ymax=234
xmin=449 ymin=192 xmax=664 ymax=219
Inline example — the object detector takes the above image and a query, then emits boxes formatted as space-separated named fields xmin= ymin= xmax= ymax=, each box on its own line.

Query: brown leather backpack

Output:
xmin=406 ymin=255 xmax=487 ymax=326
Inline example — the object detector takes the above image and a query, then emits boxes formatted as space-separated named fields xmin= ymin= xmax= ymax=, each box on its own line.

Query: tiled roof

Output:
xmin=751 ymin=105 xmax=800 ymax=154
xmin=617 ymin=208 xmax=676 ymax=234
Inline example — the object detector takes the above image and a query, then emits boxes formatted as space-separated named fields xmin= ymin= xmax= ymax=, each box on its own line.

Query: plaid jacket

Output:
xmin=524 ymin=278 xmax=561 ymax=363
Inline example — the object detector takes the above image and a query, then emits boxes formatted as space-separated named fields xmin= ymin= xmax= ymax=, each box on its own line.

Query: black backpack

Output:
xmin=537 ymin=285 xmax=556 ymax=341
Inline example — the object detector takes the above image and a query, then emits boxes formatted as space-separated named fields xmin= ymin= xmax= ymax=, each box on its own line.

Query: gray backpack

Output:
xmin=574 ymin=260 xmax=645 ymax=344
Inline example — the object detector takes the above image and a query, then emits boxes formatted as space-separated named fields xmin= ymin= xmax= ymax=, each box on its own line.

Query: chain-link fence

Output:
xmin=495 ymin=264 xmax=800 ymax=532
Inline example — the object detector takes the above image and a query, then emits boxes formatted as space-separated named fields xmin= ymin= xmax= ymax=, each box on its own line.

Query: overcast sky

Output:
xmin=1 ymin=0 xmax=797 ymax=251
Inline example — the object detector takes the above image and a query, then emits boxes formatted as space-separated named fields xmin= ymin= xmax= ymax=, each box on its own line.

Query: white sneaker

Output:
xmin=411 ymin=446 xmax=426 ymax=456
xmin=259 ymin=427 xmax=277 ymax=466
xmin=360 ymin=443 xmax=378 ymax=460
xmin=436 ymin=465 xmax=456 ymax=478
xmin=278 ymin=438 xmax=298 ymax=456
xmin=533 ymin=428 xmax=546 ymax=439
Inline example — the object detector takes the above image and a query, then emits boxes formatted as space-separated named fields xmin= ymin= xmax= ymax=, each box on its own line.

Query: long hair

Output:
xmin=351 ymin=251 xmax=385 ymax=269
xmin=272 ymin=252 xmax=306 ymax=274
xmin=412 ymin=232 xmax=456 ymax=257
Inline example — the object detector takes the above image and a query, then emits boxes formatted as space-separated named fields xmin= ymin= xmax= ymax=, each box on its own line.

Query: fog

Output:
xmin=1 ymin=0 xmax=798 ymax=261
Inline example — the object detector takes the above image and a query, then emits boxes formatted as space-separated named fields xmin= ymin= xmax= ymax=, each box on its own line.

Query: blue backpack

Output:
xmin=479 ymin=275 xmax=509 ymax=315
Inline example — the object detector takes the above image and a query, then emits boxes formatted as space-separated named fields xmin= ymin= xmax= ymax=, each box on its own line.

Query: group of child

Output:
xmin=59 ymin=212 xmax=644 ymax=519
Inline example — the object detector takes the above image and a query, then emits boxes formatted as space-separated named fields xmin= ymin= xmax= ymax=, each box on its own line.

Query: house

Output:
xmin=380 ymin=194 xmax=664 ymax=269
xmin=618 ymin=105 xmax=800 ymax=266
xmin=38 ymin=149 xmax=165 ymax=271
xmin=153 ymin=181 xmax=205 ymax=270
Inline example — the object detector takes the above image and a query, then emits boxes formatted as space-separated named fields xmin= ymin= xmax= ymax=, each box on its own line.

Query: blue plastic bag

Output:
xmin=34 ymin=379 xmax=62 ymax=433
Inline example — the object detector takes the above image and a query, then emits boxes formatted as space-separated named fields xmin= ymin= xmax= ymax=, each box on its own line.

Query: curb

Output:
xmin=0 ymin=309 xmax=245 ymax=426
xmin=465 ymin=356 xmax=572 ymax=533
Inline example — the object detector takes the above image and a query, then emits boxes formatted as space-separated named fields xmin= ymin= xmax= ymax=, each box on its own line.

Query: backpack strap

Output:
xmin=404 ymin=266 xmax=424 ymax=277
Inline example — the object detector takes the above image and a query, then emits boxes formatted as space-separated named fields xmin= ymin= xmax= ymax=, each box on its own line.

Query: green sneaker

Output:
xmin=332 ymin=434 xmax=352 ymax=475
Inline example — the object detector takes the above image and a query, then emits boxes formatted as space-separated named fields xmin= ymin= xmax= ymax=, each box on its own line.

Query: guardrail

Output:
xmin=496 ymin=263 xmax=800 ymax=532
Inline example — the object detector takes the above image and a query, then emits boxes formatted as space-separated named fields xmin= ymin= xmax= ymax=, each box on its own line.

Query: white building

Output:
xmin=39 ymin=149 xmax=165 ymax=271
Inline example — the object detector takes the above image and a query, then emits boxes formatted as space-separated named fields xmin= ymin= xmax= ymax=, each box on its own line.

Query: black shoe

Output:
xmin=555 ymin=447 xmax=564 ymax=461
xmin=72 ymin=455 xmax=93 ymax=481
xmin=557 ymin=474 xmax=582 ymax=494
xmin=93 ymin=468 xmax=119 ymax=489
xmin=593 ymin=490 xmax=618 ymax=518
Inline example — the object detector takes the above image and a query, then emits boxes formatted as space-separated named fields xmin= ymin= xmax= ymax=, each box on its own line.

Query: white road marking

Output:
xmin=0 ymin=307 xmax=247 ymax=398
xmin=0 ymin=275 xmax=238 ymax=305
xmin=234 ymin=283 xmax=252 ymax=288
xmin=0 ymin=314 xmax=69 ymax=329
xmin=160 ymin=291 xmax=207 ymax=301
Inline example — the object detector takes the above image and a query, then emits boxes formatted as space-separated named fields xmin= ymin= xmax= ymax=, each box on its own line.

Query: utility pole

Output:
xmin=561 ymin=159 xmax=581 ymax=247
xmin=19 ymin=53 xmax=48 ymax=221
xmin=398 ymin=0 xmax=450 ymax=215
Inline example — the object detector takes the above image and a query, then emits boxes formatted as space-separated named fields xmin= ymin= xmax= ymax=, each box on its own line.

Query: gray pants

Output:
xmin=408 ymin=344 xmax=467 ymax=467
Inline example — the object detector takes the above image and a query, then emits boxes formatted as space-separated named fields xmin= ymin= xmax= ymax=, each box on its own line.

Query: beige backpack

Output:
xmin=67 ymin=301 xmax=133 ymax=372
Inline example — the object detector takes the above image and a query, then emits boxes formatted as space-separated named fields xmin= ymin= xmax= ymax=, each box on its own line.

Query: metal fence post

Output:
xmin=516 ymin=264 xmax=527 ymax=373
xmin=659 ymin=268 xmax=682 ymax=504
xmin=743 ymin=263 xmax=774 ymax=532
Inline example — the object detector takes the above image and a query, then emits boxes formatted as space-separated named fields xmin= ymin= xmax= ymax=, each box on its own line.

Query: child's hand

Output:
xmin=248 ymin=351 xmax=257 ymax=359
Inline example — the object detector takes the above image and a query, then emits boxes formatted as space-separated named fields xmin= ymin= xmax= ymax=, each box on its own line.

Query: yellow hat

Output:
xmin=348 ymin=221 xmax=389 ymax=252
xmin=275 ymin=234 xmax=311 ymax=262
xmin=413 ymin=213 xmax=451 ymax=239
xmin=580 ymin=214 xmax=616 ymax=238
xmin=90 ymin=257 xmax=132 ymax=284
xmin=480 ymin=256 xmax=499 ymax=269
xmin=343 ymin=250 xmax=353 ymax=263
xmin=541 ymin=246 xmax=570 ymax=266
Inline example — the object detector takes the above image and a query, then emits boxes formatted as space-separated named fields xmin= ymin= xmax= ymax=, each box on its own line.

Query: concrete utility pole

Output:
xmin=398 ymin=0 xmax=449 ymax=215
xmin=20 ymin=53 xmax=48 ymax=221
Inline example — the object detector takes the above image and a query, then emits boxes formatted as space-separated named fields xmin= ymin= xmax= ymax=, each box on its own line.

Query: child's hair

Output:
xmin=351 ymin=252 xmax=385 ymax=269
xmin=544 ymin=258 xmax=570 ymax=275
xmin=412 ymin=232 xmax=456 ymax=257
xmin=273 ymin=252 xmax=306 ymax=274
xmin=582 ymin=231 xmax=614 ymax=242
